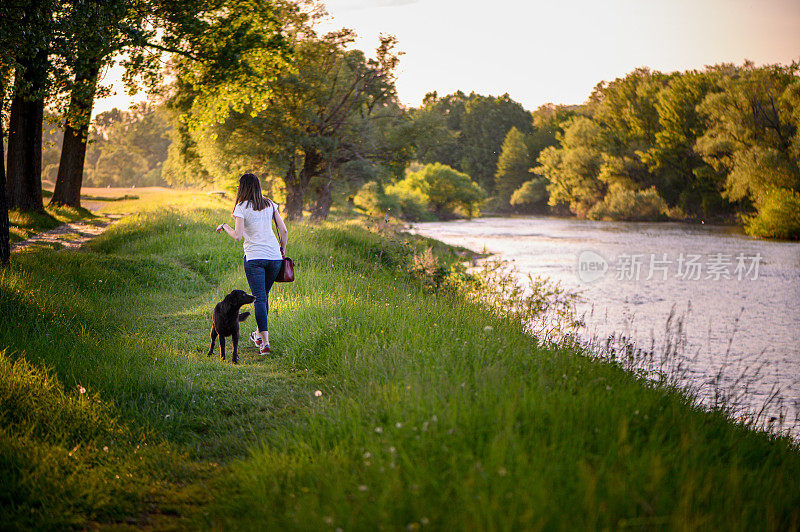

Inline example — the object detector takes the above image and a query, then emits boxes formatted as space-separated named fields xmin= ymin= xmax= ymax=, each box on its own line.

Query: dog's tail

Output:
xmin=238 ymin=312 xmax=250 ymax=322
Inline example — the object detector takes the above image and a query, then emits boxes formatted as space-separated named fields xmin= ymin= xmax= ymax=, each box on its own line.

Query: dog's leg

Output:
xmin=232 ymin=330 xmax=239 ymax=364
xmin=219 ymin=335 xmax=226 ymax=361
xmin=207 ymin=327 xmax=217 ymax=357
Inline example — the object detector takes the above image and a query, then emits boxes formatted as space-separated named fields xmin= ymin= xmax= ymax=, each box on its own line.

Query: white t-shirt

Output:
xmin=232 ymin=200 xmax=283 ymax=261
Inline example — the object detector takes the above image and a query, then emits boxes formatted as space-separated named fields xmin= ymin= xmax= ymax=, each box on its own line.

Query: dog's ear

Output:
xmin=219 ymin=291 xmax=235 ymax=313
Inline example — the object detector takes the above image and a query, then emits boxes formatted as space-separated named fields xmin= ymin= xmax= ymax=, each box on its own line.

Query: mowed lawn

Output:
xmin=1 ymin=190 xmax=799 ymax=530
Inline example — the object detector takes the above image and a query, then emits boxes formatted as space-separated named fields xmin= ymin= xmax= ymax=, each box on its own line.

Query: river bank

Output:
xmin=2 ymin=192 xmax=799 ymax=529
xmin=413 ymin=215 xmax=800 ymax=437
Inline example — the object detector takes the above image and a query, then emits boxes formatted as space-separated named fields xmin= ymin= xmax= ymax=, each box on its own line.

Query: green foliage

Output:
xmin=587 ymin=185 xmax=669 ymax=221
xmin=510 ymin=178 xmax=548 ymax=210
xmin=83 ymin=104 xmax=172 ymax=187
xmin=642 ymin=70 xmax=724 ymax=211
xmin=353 ymin=181 xmax=390 ymax=215
xmin=396 ymin=163 xmax=485 ymax=218
xmin=696 ymin=63 xmax=800 ymax=207
xmin=494 ymin=127 xmax=533 ymax=205
xmin=384 ymin=182 xmax=431 ymax=221
xmin=532 ymin=62 xmax=800 ymax=232
xmin=411 ymin=91 xmax=533 ymax=192
xmin=460 ymin=94 xmax=533 ymax=191
xmin=170 ymin=7 xmax=406 ymax=219
xmin=744 ymin=188 xmax=800 ymax=239
xmin=537 ymin=117 xmax=605 ymax=217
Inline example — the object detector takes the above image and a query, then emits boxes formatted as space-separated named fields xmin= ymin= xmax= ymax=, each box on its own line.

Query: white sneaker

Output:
xmin=250 ymin=331 xmax=263 ymax=348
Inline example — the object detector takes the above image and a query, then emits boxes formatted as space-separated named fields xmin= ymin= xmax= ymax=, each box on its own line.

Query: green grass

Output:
xmin=8 ymin=204 xmax=94 ymax=244
xmin=1 ymin=191 xmax=799 ymax=529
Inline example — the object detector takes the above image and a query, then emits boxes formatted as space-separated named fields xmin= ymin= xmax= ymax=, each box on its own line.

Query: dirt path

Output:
xmin=11 ymin=213 xmax=127 ymax=252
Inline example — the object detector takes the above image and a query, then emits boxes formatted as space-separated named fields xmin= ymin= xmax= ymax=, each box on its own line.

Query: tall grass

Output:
xmin=1 ymin=191 xmax=798 ymax=529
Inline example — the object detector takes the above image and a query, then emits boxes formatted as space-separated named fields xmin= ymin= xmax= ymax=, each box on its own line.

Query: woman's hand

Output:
xmin=216 ymin=223 xmax=227 ymax=234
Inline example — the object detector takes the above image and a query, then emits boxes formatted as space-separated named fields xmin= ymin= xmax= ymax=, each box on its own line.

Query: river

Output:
xmin=412 ymin=216 xmax=800 ymax=437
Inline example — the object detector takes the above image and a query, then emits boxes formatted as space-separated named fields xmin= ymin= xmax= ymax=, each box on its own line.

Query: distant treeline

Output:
xmin=33 ymin=62 xmax=800 ymax=239
xmin=3 ymin=0 xmax=798 ymax=242
xmin=42 ymin=103 xmax=171 ymax=188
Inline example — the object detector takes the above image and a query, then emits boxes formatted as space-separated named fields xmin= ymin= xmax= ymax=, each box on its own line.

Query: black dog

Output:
xmin=207 ymin=289 xmax=256 ymax=364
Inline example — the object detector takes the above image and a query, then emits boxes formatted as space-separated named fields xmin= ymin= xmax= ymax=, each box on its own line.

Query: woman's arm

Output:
xmin=216 ymin=217 xmax=244 ymax=241
xmin=273 ymin=207 xmax=288 ymax=254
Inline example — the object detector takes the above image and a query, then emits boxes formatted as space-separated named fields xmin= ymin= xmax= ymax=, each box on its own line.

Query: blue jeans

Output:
xmin=243 ymin=258 xmax=283 ymax=333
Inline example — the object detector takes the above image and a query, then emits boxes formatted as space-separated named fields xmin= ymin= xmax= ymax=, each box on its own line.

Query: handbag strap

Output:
xmin=267 ymin=198 xmax=286 ymax=258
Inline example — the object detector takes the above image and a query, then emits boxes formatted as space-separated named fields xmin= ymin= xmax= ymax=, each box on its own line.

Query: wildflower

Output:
xmin=324 ymin=516 xmax=334 ymax=525
xmin=363 ymin=451 xmax=371 ymax=459
xmin=103 ymin=446 xmax=109 ymax=452
xmin=421 ymin=517 xmax=430 ymax=526
xmin=78 ymin=385 xmax=86 ymax=394
xmin=483 ymin=325 xmax=494 ymax=333
xmin=374 ymin=426 xmax=383 ymax=434
xmin=358 ymin=484 xmax=368 ymax=492
xmin=497 ymin=467 xmax=507 ymax=476
xmin=431 ymin=415 xmax=437 ymax=422
xmin=314 ymin=390 xmax=323 ymax=397
xmin=395 ymin=422 xmax=403 ymax=429
xmin=388 ymin=446 xmax=396 ymax=454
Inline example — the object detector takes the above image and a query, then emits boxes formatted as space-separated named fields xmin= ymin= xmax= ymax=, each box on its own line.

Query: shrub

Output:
xmin=744 ymin=187 xmax=800 ymax=240
xmin=588 ymin=185 xmax=669 ymax=221
xmin=396 ymin=163 xmax=485 ymax=218
xmin=354 ymin=181 xmax=432 ymax=221
xmin=353 ymin=182 xmax=386 ymax=215
xmin=384 ymin=184 xmax=432 ymax=221
xmin=510 ymin=178 xmax=548 ymax=210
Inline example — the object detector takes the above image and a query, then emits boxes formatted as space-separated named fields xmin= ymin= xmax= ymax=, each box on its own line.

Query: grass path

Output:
xmin=1 ymin=190 xmax=799 ymax=530
xmin=10 ymin=213 xmax=126 ymax=252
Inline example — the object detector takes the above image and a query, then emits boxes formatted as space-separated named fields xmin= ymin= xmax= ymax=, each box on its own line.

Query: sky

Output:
xmin=92 ymin=0 xmax=800 ymax=116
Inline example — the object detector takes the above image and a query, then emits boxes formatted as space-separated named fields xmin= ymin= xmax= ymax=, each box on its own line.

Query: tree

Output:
xmin=52 ymin=0 xmax=289 ymax=208
xmin=510 ymin=178 xmax=548 ymax=211
xmin=173 ymin=3 xmax=405 ymax=220
xmin=536 ymin=117 xmax=605 ymax=217
xmin=410 ymin=91 xmax=533 ymax=193
xmin=457 ymin=94 xmax=532 ymax=192
xmin=409 ymin=91 xmax=466 ymax=168
xmin=50 ymin=0 xmax=140 ymax=207
xmin=83 ymin=104 xmax=172 ymax=187
xmin=494 ymin=127 xmax=533 ymax=206
xmin=696 ymin=62 xmax=800 ymax=206
xmin=641 ymin=69 xmax=726 ymax=216
xmin=4 ymin=0 xmax=58 ymax=212
xmin=0 ymin=64 xmax=10 ymax=265
xmin=396 ymin=163 xmax=485 ymax=218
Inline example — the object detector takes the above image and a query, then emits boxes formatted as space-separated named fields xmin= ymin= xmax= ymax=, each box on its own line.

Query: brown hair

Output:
xmin=234 ymin=173 xmax=268 ymax=212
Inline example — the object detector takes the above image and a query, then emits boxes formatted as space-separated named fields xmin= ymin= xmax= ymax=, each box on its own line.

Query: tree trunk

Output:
xmin=51 ymin=64 xmax=101 ymax=208
xmin=0 ymin=73 xmax=9 ymax=266
xmin=283 ymin=157 xmax=303 ymax=221
xmin=6 ymin=94 xmax=44 ymax=211
xmin=311 ymin=176 xmax=333 ymax=221
xmin=6 ymin=42 xmax=48 ymax=212
xmin=284 ymin=149 xmax=321 ymax=221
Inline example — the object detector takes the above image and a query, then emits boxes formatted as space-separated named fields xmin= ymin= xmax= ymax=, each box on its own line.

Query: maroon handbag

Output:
xmin=277 ymin=249 xmax=294 ymax=283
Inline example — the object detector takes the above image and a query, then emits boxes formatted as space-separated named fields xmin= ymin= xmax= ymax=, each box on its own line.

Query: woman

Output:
xmin=216 ymin=173 xmax=288 ymax=355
